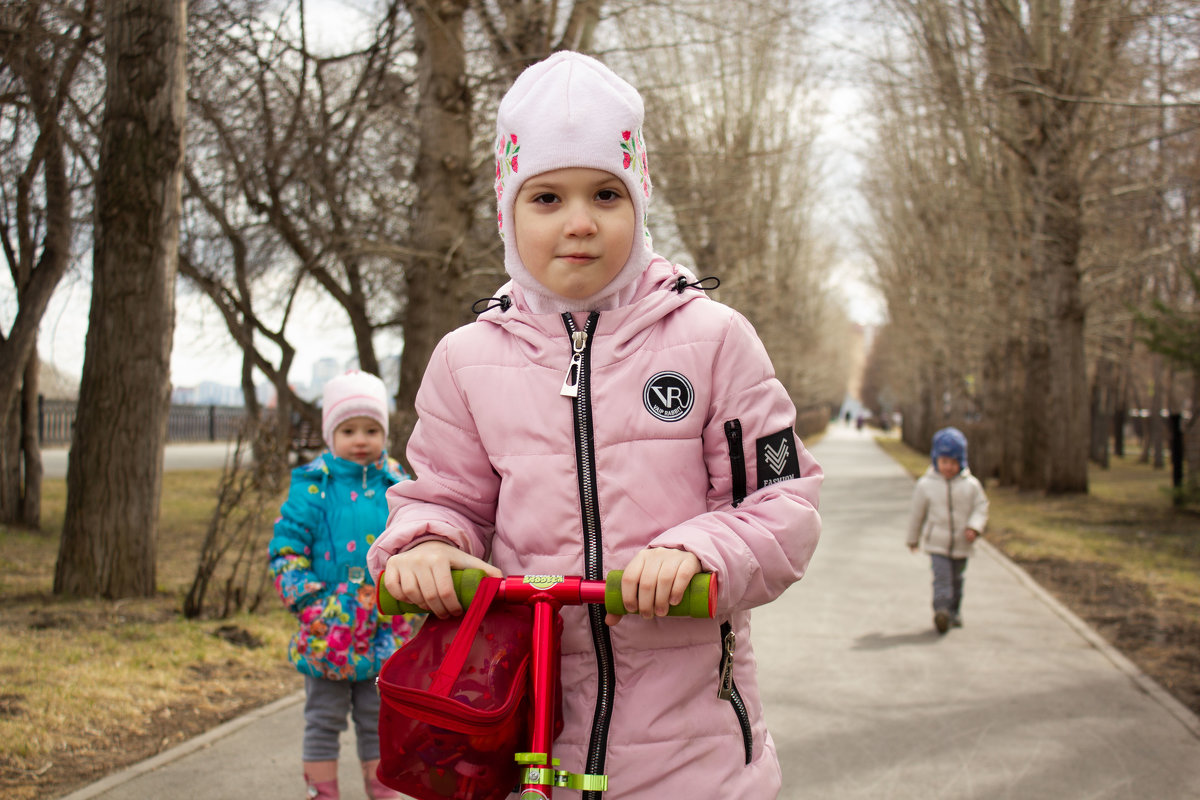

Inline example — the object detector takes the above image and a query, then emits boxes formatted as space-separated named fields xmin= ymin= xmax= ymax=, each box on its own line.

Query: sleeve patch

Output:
xmin=756 ymin=427 xmax=801 ymax=488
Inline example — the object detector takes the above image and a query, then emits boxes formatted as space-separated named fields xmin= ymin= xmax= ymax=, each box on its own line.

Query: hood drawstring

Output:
xmin=672 ymin=275 xmax=721 ymax=294
xmin=471 ymin=276 xmax=714 ymax=315
xmin=472 ymin=295 xmax=512 ymax=314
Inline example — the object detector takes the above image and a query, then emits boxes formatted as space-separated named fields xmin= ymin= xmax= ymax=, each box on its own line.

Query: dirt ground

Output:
xmin=31 ymin=667 xmax=299 ymax=800
xmin=1010 ymin=554 xmax=1200 ymax=716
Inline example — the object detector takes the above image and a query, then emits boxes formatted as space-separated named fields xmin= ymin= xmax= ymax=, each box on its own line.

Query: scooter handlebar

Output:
xmin=376 ymin=568 xmax=716 ymax=619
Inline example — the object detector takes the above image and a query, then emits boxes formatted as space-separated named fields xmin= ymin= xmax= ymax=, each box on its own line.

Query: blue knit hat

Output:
xmin=931 ymin=427 xmax=968 ymax=470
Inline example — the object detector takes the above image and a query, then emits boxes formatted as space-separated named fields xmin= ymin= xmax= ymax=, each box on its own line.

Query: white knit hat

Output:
xmin=495 ymin=51 xmax=654 ymax=313
xmin=321 ymin=370 xmax=389 ymax=449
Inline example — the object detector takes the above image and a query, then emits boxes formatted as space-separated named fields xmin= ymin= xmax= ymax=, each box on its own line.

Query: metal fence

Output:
xmin=38 ymin=397 xmax=250 ymax=445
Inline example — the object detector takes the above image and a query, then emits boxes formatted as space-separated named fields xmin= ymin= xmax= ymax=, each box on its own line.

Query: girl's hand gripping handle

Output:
xmin=604 ymin=571 xmax=716 ymax=618
xmin=377 ymin=568 xmax=486 ymax=615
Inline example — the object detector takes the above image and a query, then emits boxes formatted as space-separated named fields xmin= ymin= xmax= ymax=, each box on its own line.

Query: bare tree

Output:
xmin=181 ymin=0 xmax=414 ymax=459
xmin=613 ymin=0 xmax=846 ymax=412
xmin=392 ymin=0 xmax=474 ymax=463
xmin=0 ymin=0 xmax=100 ymax=526
xmin=184 ymin=418 xmax=287 ymax=618
xmin=55 ymin=0 xmax=187 ymax=598
xmin=393 ymin=0 xmax=613 ymax=460
xmin=860 ymin=0 xmax=1170 ymax=493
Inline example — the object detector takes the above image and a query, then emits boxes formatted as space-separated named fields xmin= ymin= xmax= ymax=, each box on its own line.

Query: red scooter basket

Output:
xmin=375 ymin=576 xmax=558 ymax=800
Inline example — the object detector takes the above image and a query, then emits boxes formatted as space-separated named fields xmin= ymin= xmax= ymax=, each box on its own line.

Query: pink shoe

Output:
xmin=364 ymin=773 xmax=403 ymax=799
xmin=361 ymin=760 xmax=402 ymax=799
xmin=304 ymin=777 xmax=339 ymax=800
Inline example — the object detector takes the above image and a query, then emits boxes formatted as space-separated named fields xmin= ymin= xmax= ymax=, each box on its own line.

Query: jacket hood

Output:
xmin=494 ymin=52 xmax=655 ymax=314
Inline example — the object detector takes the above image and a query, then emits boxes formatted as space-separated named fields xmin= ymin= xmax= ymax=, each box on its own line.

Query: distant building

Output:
xmin=310 ymin=358 xmax=342 ymax=400
xmin=172 ymin=381 xmax=245 ymax=406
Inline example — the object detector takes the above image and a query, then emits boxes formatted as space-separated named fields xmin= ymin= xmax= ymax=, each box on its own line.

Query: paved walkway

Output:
xmin=61 ymin=425 xmax=1200 ymax=799
xmin=42 ymin=441 xmax=243 ymax=479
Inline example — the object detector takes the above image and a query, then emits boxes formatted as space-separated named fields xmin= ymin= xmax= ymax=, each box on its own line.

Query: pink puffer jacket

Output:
xmin=368 ymin=258 xmax=822 ymax=799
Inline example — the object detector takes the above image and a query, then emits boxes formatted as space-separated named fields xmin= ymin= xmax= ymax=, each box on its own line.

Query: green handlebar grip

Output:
xmin=604 ymin=571 xmax=716 ymax=618
xmin=376 ymin=567 xmax=485 ymax=615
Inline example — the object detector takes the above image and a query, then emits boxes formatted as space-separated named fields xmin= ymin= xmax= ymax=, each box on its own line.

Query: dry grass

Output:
xmin=876 ymin=435 xmax=1200 ymax=714
xmin=0 ymin=470 xmax=300 ymax=800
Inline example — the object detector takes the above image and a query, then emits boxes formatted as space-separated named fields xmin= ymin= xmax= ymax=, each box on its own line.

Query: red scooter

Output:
xmin=377 ymin=569 xmax=716 ymax=799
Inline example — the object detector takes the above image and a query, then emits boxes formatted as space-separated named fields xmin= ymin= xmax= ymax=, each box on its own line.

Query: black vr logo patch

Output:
xmin=756 ymin=428 xmax=801 ymax=487
xmin=643 ymin=371 xmax=694 ymax=422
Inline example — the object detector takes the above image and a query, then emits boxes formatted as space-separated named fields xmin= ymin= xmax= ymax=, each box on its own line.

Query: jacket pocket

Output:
xmin=724 ymin=420 xmax=747 ymax=508
xmin=718 ymin=621 xmax=753 ymax=764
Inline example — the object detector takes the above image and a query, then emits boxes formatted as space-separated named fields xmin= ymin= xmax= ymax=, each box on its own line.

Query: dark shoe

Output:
xmin=951 ymin=613 xmax=963 ymax=628
xmin=934 ymin=610 xmax=950 ymax=634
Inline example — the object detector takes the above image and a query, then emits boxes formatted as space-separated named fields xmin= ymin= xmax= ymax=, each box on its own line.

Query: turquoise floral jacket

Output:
xmin=269 ymin=451 xmax=421 ymax=680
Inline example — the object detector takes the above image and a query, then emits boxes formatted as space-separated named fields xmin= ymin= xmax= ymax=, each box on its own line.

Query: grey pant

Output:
xmin=930 ymin=554 xmax=968 ymax=614
xmin=303 ymin=675 xmax=381 ymax=762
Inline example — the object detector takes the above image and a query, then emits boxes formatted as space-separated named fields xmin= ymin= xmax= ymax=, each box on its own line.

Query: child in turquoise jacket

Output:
xmin=269 ymin=370 xmax=420 ymax=800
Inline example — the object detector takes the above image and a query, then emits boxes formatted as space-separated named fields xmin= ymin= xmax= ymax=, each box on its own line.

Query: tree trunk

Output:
xmin=55 ymin=0 xmax=187 ymax=598
xmin=394 ymin=0 xmax=474 ymax=468
xmin=1144 ymin=357 xmax=1165 ymax=467
xmin=1020 ymin=309 xmax=1051 ymax=491
xmin=0 ymin=389 xmax=18 ymax=524
xmin=998 ymin=334 xmax=1024 ymax=487
xmin=1042 ymin=165 xmax=1089 ymax=493
xmin=0 ymin=12 xmax=86 ymax=524
xmin=20 ymin=355 xmax=42 ymax=527
xmin=1089 ymin=358 xmax=1111 ymax=468
xmin=1186 ymin=373 xmax=1200 ymax=500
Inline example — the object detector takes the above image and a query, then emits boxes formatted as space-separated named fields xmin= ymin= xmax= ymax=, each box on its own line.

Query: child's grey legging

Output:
xmin=302 ymin=675 xmax=381 ymax=762
xmin=930 ymin=554 xmax=968 ymax=614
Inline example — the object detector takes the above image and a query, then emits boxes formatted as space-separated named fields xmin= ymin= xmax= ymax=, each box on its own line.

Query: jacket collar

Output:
xmin=317 ymin=451 xmax=403 ymax=482
xmin=477 ymin=257 xmax=707 ymax=349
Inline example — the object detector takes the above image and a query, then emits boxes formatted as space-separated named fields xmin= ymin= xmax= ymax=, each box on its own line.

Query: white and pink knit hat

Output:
xmin=321 ymin=370 xmax=389 ymax=449
xmin=494 ymin=51 xmax=654 ymax=313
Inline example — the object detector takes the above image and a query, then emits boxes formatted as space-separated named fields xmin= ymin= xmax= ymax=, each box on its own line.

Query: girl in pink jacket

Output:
xmin=368 ymin=51 xmax=822 ymax=799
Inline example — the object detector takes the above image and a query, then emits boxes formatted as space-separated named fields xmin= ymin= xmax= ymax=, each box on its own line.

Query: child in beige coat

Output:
xmin=907 ymin=427 xmax=989 ymax=633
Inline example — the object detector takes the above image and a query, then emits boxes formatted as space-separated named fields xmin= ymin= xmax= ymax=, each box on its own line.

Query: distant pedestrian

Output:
xmin=906 ymin=426 xmax=989 ymax=633
xmin=269 ymin=370 xmax=422 ymax=800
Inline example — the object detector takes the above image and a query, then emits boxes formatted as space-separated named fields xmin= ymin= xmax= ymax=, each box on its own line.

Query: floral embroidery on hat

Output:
xmin=495 ymin=133 xmax=520 ymax=236
xmin=620 ymin=128 xmax=651 ymax=200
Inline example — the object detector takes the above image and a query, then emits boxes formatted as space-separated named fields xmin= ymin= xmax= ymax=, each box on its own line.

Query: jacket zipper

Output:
xmin=719 ymin=621 xmax=753 ymax=764
xmin=946 ymin=478 xmax=955 ymax=558
xmin=724 ymin=419 xmax=746 ymax=507
xmin=563 ymin=312 xmax=613 ymax=800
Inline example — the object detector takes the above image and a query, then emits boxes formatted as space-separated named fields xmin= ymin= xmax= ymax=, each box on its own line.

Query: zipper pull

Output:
xmin=718 ymin=629 xmax=737 ymax=700
xmin=560 ymin=331 xmax=588 ymax=397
